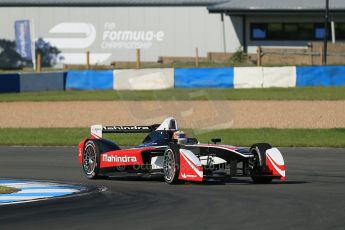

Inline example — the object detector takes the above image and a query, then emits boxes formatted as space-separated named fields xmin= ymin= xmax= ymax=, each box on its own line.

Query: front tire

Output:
xmin=163 ymin=144 xmax=180 ymax=184
xmin=82 ymin=140 xmax=101 ymax=179
xmin=250 ymin=143 xmax=273 ymax=184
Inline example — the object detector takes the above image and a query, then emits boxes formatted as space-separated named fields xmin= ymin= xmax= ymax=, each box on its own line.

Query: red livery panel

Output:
xmin=78 ymin=139 xmax=88 ymax=164
xmin=178 ymin=150 xmax=203 ymax=182
xmin=266 ymin=154 xmax=286 ymax=181
xmin=99 ymin=147 xmax=155 ymax=168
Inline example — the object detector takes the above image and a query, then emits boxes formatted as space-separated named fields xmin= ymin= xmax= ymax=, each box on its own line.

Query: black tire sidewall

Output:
xmin=163 ymin=143 xmax=180 ymax=184
xmin=82 ymin=140 xmax=101 ymax=179
xmin=250 ymin=143 xmax=272 ymax=174
xmin=250 ymin=143 xmax=273 ymax=184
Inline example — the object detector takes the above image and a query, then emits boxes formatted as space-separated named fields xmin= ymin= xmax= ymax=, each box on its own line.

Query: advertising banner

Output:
xmin=14 ymin=20 xmax=33 ymax=61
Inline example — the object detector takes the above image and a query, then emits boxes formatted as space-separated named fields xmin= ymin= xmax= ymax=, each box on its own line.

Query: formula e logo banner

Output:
xmin=102 ymin=22 xmax=164 ymax=49
xmin=45 ymin=23 xmax=96 ymax=49
xmin=14 ymin=20 xmax=33 ymax=61
xmin=44 ymin=22 xmax=165 ymax=64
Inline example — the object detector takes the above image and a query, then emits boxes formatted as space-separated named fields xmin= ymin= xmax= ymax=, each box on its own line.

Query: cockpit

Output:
xmin=138 ymin=117 xmax=198 ymax=147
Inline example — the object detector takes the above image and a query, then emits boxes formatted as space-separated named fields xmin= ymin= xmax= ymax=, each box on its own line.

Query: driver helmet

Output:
xmin=173 ymin=131 xmax=187 ymax=144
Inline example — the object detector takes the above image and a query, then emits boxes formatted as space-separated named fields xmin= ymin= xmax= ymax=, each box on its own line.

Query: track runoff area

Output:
xmin=0 ymin=87 xmax=344 ymax=229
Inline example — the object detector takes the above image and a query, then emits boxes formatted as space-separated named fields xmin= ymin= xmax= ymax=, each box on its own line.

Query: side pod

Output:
xmin=265 ymin=148 xmax=286 ymax=181
xmin=178 ymin=149 xmax=203 ymax=182
xmin=78 ymin=138 xmax=88 ymax=164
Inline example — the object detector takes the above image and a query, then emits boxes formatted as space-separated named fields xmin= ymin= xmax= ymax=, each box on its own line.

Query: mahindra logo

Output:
xmin=104 ymin=126 xmax=150 ymax=131
xmin=181 ymin=173 xmax=197 ymax=179
xmin=102 ymin=154 xmax=137 ymax=163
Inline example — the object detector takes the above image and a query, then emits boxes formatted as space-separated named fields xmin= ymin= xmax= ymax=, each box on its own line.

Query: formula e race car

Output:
xmin=78 ymin=117 xmax=286 ymax=184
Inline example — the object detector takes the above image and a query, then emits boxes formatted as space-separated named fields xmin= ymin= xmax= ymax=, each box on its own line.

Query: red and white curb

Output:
xmin=0 ymin=179 xmax=84 ymax=205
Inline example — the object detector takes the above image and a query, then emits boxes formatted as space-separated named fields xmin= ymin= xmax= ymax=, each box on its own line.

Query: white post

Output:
xmin=331 ymin=20 xmax=336 ymax=43
xmin=221 ymin=13 xmax=227 ymax=53
xmin=30 ymin=19 xmax=36 ymax=71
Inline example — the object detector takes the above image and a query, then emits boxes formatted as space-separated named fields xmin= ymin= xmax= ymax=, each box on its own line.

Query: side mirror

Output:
xmin=211 ymin=138 xmax=221 ymax=144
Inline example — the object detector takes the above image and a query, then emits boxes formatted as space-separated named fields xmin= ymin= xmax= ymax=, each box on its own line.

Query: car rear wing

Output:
xmin=91 ymin=125 xmax=156 ymax=139
xmin=91 ymin=117 xmax=179 ymax=139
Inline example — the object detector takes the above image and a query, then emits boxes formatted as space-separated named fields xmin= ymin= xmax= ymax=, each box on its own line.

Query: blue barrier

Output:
xmin=66 ymin=70 xmax=113 ymax=90
xmin=0 ymin=73 xmax=20 ymax=93
xmin=174 ymin=67 xmax=234 ymax=88
xmin=296 ymin=66 xmax=345 ymax=87
xmin=20 ymin=72 xmax=66 ymax=92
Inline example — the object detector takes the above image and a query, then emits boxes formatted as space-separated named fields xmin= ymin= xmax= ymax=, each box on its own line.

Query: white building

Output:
xmin=0 ymin=0 xmax=344 ymax=65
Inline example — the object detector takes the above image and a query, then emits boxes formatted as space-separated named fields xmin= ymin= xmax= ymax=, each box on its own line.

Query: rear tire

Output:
xmin=82 ymin=140 xmax=101 ymax=179
xmin=250 ymin=143 xmax=273 ymax=184
xmin=163 ymin=143 xmax=180 ymax=184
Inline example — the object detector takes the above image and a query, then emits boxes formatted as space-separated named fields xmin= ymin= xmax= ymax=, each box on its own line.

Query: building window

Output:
xmin=335 ymin=23 xmax=345 ymax=40
xmin=250 ymin=23 xmax=335 ymax=41
xmin=299 ymin=24 xmax=314 ymax=40
xmin=284 ymin=24 xmax=298 ymax=40
xmin=267 ymin=23 xmax=284 ymax=40
xmin=315 ymin=27 xmax=326 ymax=39
xmin=252 ymin=24 xmax=267 ymax=39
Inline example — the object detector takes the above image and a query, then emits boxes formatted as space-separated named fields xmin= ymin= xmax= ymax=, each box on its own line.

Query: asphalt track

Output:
xmin=0 ymin=147 xmax=344 ymax=230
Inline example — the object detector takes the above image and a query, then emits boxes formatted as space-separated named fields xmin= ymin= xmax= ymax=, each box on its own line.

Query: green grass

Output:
xmin=0 ymin=185 xmax=18 ymax=194
xmin=1 ymin=128 xmax=344 ymax=147
xmin=0 ymin=87 xmax=345 ymax=101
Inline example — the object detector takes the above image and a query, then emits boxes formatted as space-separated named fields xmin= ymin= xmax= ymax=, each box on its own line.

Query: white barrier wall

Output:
xmin=263 ymin=67 xmax=296 ymax=88
xmin=233 ymin=67 xmax=263 ymax=88
xmin=234 ymin=67 xmax=296 ymax=88
xmin=114 ymin=68 xmax=174 ymax=90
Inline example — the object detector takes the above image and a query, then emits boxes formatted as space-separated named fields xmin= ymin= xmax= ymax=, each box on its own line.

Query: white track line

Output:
xmin=0 ymin=180 xmax=83 ymax=205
